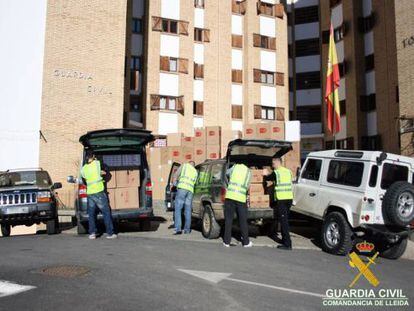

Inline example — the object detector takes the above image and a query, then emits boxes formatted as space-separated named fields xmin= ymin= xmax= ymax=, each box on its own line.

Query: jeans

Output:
xmin=223 ymin=199 xmax=250 ymax=246
xmin=276 ymin=200 xmax=292 ymax=247
xmin=87 ymin=191 xmax=114 ymax=235
xmin=174 ymin=188 xmax=193 ymax=233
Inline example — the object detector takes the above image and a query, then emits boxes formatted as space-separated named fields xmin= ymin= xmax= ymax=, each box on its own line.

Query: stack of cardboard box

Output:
xmin=244 ymin=121 xmax=285 ymax=140
xmin=107 ymin=170 xmax=140 ymax=209
xmin=248 ymin=169 xmax=270 ymax=208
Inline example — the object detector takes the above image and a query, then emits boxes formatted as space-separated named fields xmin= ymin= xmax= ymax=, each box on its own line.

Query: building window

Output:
xmin=257 ymin=1 xmax=284 ymax=19
xmin=231 ymin=105 xmax=243 ymax=119
xmin=295 ymin=39 xmax=319 ymax=56
xmin=338 ymin=61 xmax=347 ymax=76
xmin=130 ymin=70 xmax=140 ymax=91
xmin=254 ymin=105 xmax=275 ymax=120
xmin=253 ymin=69 xmax=284 ymax=86
xmin=295 ymin=71 xmax=320 ymax=89
xmin=232 ymin=69 xmax=243 ymax=83
xmin=358 ymin=13 xmax=376 ymax=33
xmin=253 ymin=34 xmax=276 ymax=50
xmin=294 ymin=6 xmax=319 ymax=25
xmin=296 ymin=105 xmax=321 ymax=123
xmin=330 ymin=0 xmax=342 ymax=8
xmin=194 ymin=0 xmax=204 ymax=9
xmin=360 ymin=94 xmax=376 ymax=112
xmin=365 ymin=54 xmax=375 ymax=71
xmin=160 ymin=56 xmax=188 ymax=74
xmin=152 ymin=16 xmax=189 ymax=36
xmin=232 ymin=0 xmax=247 ymax=15
xmin=132 ymin=18 xmax=143 ymax=34
xmin=131 ymin=56 xmax=142 ymax=71
xmin=194 ymin=63 xmax=204 ymax=79
xmin=232 ymin=34 xmax=243 ymax=48
xmin=361 ymin=135 xmax=382 ymax=151
xmin=194 ymin=28 xmax=210 ymax=42
xmin=322 ymin=23 xmax=348 ymax=44
xmin=325 ymin=137 xmax=354 ymax=150
xmin=150 ymin=95 xmax=184 ymax=115
xmin=193 ymin=101 xmax=204 ymax=115
xmin=261 ymin=71 xmax=274 ymax=84
xmin=339 ymin=100 xmax=346 ymax=116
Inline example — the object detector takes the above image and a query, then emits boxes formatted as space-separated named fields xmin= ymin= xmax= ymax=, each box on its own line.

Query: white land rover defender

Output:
xmin=292 ymin=150 xmax=414 ymax=259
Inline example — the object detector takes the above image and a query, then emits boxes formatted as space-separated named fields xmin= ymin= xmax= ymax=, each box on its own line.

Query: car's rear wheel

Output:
xmin=201 ymin=205 xmax=221 ymax=239
xmin=321 ymin=212 xmax=353 ymax=256
xmin=382 ymin=182 xmax=414 ymax=227
xmin=47 ymin=217 xmax=59 ymax=235
xmin=1 ymin=224 xmax=11 ymax=237
xmin=77 ymin=217 xmax=88 ymax=235
xmin=379 ymin=237 xmax=408 ymax=260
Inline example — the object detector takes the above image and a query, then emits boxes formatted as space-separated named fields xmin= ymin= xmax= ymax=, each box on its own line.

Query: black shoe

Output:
xmin=277 ymin=245 xmax=292 ymax=250
xmin=173 ymin=231 xmax=182 ymax=235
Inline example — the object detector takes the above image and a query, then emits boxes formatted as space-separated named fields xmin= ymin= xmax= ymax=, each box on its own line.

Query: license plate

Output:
xmin=5 ymin=206 xmax=29 ymax=215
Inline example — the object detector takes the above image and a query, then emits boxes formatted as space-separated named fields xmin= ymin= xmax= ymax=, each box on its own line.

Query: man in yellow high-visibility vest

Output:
xmin=264 ymin=157 xmax=293 ymax=250
xmin=173 ymin=161 xmax=198 ymax=235
xmin=81 ymin=151 xmax=116 ymax=240
xmin=223 ymin=162 xmax=252 ymax=247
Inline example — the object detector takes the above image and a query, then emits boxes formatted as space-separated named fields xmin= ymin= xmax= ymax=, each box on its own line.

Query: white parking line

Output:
xmin=0 ymin=280 xmax=35 ymax=298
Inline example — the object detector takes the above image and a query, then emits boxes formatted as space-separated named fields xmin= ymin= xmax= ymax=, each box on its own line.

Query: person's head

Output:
xmin=272 ymin=157 xmax=282 ymax=169
xmin=188 ymin=161 xmax=195 ymax=167
xmin=86 ymin=151 xmax=95 ymax=163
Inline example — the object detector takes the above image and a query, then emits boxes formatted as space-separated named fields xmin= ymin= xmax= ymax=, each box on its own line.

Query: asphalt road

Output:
xmin=0 ymin=233 xmax=413 ymax=311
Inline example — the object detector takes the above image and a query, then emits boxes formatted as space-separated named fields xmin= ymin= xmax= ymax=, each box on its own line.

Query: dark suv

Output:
xmin=68 ymin=129 xmax=154 ymax=234
xmin=0 ymin=169 xmax=62 ymax=237
xmin=165 ymin=139 xmax=293 ymax=239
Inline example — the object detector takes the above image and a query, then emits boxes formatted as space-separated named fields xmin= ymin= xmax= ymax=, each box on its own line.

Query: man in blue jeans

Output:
xmin=173 ymin=161 xmax=198 ymax=235
xmin=81 ymin=152 xmax=116 ymax=240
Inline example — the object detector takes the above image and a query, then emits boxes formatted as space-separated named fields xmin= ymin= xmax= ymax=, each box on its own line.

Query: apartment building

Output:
xmin=289 ymin=0 xmax=413 ymax=158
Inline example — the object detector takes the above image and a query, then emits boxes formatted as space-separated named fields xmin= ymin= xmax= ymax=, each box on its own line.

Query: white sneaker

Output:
xmin=88 ymin=234 xmax=96 ymax=240
xmin=223 ymin=243 xmax=230 ymax=247
xmin=106 ymin=234 xmax=118 ymax=239
xmin=243 ymin=241 xmax=253 ymax=248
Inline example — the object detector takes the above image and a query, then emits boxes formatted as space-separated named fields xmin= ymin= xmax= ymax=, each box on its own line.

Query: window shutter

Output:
xmin=275 ymin=4 xmax=284 ymax=19
xmin=179 ymin=21 xmax=189 ymax=35
xmin=178 ymin=58 xmax=189 ymax=74
xmin=269 ymin=37 xmax=276 ymax=50
xmin=203 ymin=29 xmax=210 ymax=42
xmin=177 ymin=97 xmax=185 ymax=115
xmin=256 ymin=1 xmax=263 ymax=15
xmin=276 ymin=107 xmax=285 ymax=121
xmin=231 ymin=105 xmax=243 ymax=119
xmin=239 ymin=0 xmax=247 ymax=14
xmin=254 ymin=105 xmax=262 ymax=119
xmin=232 ymin=34 xmax=243 ymax=48
xmin=232 ymin=69 xmax=242 ymax=83
xmin=194 ymin=101 xmax=204 ymax=115
xmin=152 ymin=17 xmax=162 ymax=31
xmin=253 ymin=69 xmax=261 ymax=83
xmin=231 ymin=0 xmax=238 ymax=14
xmin=194 ymin=63 xmax=204 ymax=79
xmin=253 ymin=34 xmax=261 ymax=47
xmin=130 ymin=70 xmax=139 ymax=91
xmin=276 ymin=72 xmax=284 ymax=86
xmin=150 ymin=95 xmax=160 ymax=110
xmin=160 ymin=56 xmax=169 ymax=71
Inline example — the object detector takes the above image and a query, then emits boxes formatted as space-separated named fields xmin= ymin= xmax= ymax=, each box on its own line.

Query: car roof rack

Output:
xmin=334 ymin=151 xmax=364 ymax=159
xmin=6 ymin=168 xmax=44 ymax=172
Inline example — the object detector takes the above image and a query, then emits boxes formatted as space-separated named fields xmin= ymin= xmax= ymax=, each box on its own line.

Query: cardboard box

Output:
xmin=194 ymin=145 xmax=207 ymax=164
xmin=249 ymin=195 xmax=270 ymax=208
xmin=182 ymin=147 xmax=194 ymax=162
xmin=106 ymin=171 xmax=117 ymax=189
xmin=168 ymin=147 xmax=183 ymax=163
xmin=148 ymin=147 xmax=169 ymax=165
xmin=269 ymin=121 xmax=285 ymax=140
xmin=182 ymin=136 xmax=195 ymax=148
xmin=194 ymin=128 xmax=206 ymax=146
xmin=251 ymin=169 xmax=264 ymax=184
xmin=206 ymin=126 xmax=221 ymax=145
xmin=206 ymin=145 xmax=221 ymax=160
xmin=115 ymin=187 xmax=139 ymax=209
xmin=244 ymin=124 xmax=256 ymax=139
xmin=249 ymin=183 xmax=265 ymax=194
xmin=116 ymin=170 xmax=140 ymax=188
xmin=167 ymin=133 xmax=183 ymax=147
xmin=107 ymin=189 xmax=116 ymax=209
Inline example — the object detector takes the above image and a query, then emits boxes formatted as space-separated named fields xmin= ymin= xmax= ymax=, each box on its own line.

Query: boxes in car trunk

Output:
xmin=194 ymin=128 xmax=206 ymax=145
xmin=250 ymin=169 xmax=264 ymax=184
xmin=115 ymin=187 xmax=139 ymax=209
xmin=116 ymin=170 xmax=140 ymax=188
xmin=256 ymin=122 xmax=285 ymax=140
xmin=249 ymin=195 xmax=270 ymax=208
xmin=249 ymin=183 xmax=266 ymax=194
xmin=194 ymin=145 xmax=206 ymax=164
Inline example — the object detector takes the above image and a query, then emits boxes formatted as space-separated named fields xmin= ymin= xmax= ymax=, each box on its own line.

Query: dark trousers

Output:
xmin=275 ymin=199 xmax=292 ymax=247
xmin=223 ymin=199 xmax=250 ymax=246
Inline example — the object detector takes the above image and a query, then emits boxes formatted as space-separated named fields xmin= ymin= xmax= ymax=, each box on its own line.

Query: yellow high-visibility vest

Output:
xmin=225 ymin=164 xmax=251 ymax=203
xmin=81 ymin=160 xmax=104 ymax=195
xmin=177 ymin=163 xmax=198 ymax=193
xmin=274 ymin=167 xmax=293 ymax=200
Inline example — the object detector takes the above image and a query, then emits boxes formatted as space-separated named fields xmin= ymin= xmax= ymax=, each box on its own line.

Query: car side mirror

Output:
xmin=67 ymin=176 xmax=78 ymax=184
xmin=52 ymin=182 xmax=62 ymax=190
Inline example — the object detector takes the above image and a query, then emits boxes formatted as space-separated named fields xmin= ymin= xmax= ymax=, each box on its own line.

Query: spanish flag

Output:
xmin=325 ymin=23 xmax=341 ymax=134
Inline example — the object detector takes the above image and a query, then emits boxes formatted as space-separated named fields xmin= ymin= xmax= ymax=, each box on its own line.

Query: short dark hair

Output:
xmin=86 ymin=150 xmax=95 ymax=160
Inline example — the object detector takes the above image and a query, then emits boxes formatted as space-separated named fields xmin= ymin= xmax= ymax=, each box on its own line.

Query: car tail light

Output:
xmin=220 ymin=187 xmax=226 ymax=202
xmin=37 ymin=191 xmax=52 ymax=203
xmin=145 ymin=180 xmax=153 ymax=197
xmin=364 ymin=215 xmax=370 ymax=221
xmin=78 ymin=184 xmax=87 ymax=199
